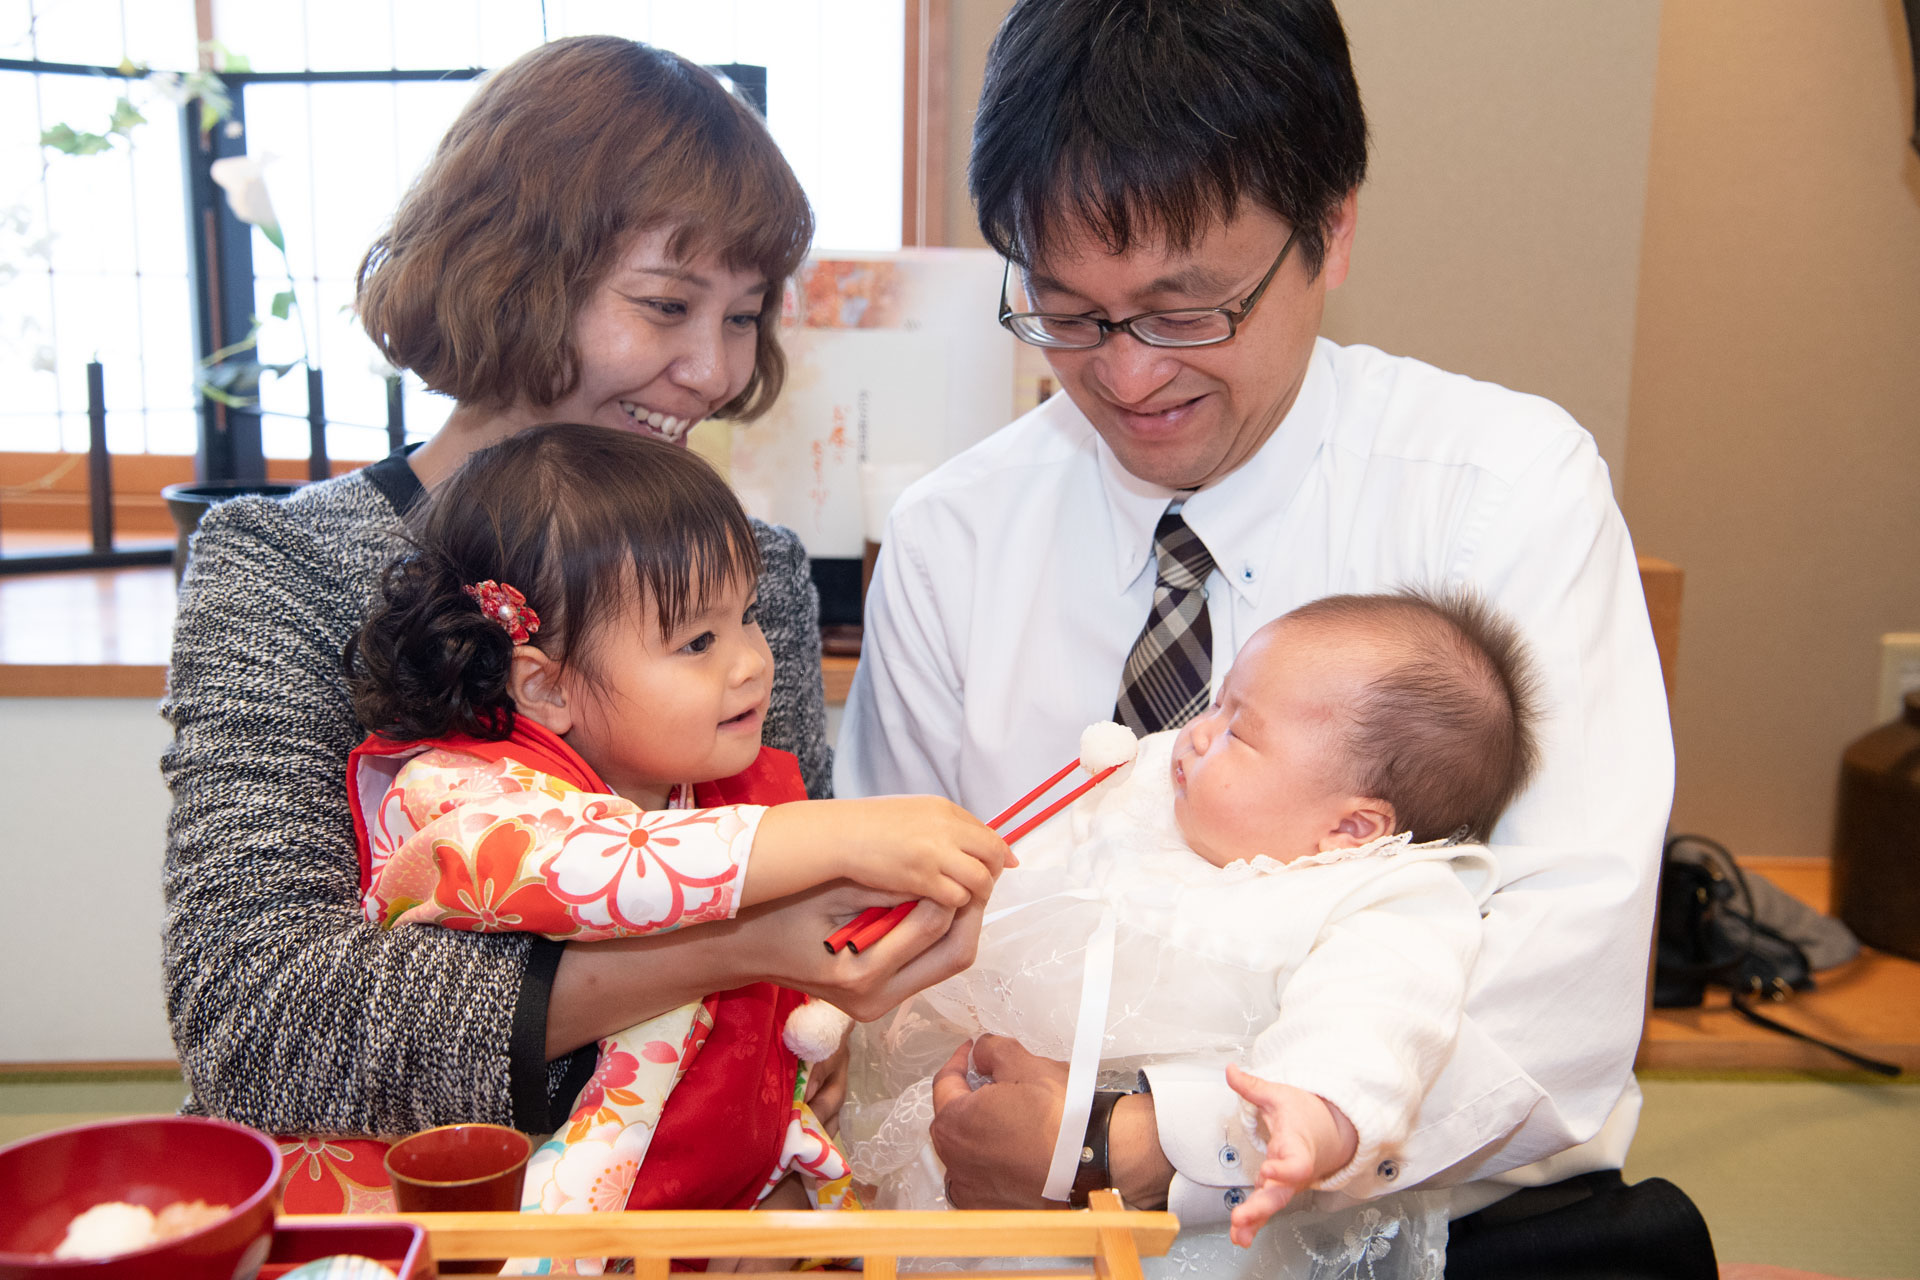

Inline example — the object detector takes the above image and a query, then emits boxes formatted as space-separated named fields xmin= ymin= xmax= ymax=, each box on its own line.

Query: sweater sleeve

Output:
xmin=160 ymin=489 xmax=566 ymax=1138
xmin=751 ymin=519 xmax=833 ymax=799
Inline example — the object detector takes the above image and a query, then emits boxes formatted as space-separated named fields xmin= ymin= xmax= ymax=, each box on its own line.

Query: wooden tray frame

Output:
xmin=283 ymin=1190 xmax=1178 ymax=1278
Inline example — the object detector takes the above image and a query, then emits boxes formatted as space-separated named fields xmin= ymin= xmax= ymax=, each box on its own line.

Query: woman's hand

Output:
xmin=737 ymin=882 xmax=986 ymax=1021
xmin=547 ymin=881 xmax=982 ymax=1057
xmin=707 ymin=1175 xmax=811 ymax=1271
xmin=804 ymin=1038 xmax=850 ymax=1130
xmin=747 ymin=797 xmax=1013 ymax=910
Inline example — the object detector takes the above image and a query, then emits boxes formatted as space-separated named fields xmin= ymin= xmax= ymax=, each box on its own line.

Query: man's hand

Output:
xmin=930 ymin=1036 xmax=1177 ymax=1210
xmin=1224 ymin=1064 xmax=1358 ymax=1248
xmin=929 ymin=1036 xmax=1063 ymax=1208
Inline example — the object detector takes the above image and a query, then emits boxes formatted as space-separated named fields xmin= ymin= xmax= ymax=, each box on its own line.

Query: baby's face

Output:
xmin=1169 ymin=621 xmax=1379 ymax=867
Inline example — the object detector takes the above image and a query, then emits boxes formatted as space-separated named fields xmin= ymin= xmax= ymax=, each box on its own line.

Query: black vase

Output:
xmin=161 ymin=480 xmax=302 ymax=580
xmin=1831 ymin=691 xmax=1920 ymax=962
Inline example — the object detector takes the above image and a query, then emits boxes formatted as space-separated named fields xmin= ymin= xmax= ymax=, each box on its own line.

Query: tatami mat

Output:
xmin=3 ymin=1071 xmax=1915 ymax=1277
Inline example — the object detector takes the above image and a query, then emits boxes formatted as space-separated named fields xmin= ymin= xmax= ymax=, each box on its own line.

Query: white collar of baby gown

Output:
xmin=1213 ymin=830 xmax=1419 ymax=880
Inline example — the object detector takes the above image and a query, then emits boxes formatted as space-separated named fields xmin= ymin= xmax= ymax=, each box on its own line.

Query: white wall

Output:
xmin=0 ymin=698 xmax=176 ymax=1061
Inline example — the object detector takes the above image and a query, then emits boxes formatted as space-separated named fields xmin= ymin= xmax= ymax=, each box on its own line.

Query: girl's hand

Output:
xmin=1223 ymin=1064 xmax=1358 ymax=1248
xmin=748 ymin=797 xmax=1013 ymax=909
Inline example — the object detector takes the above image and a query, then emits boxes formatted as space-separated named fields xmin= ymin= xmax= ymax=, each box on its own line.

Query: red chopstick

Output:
xmin=824 ymin=905 xmax=890 ymax=954
xmin=987 ymin=760 xmax=1080 ymax=829
xmin=823 ymin=754 xmax=1122 ymax=954
xmin=844 ymin=901 xmax=918 ymax=954
xmin=997 ymin=764 xmax=1121 ymax=844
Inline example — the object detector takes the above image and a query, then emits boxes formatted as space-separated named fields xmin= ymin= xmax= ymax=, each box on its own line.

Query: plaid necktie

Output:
xmin=1114 ymin=504 xmax=1216 ymax=734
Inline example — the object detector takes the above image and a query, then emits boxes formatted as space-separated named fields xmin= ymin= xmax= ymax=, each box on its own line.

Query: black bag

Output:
xmin=1653 ymin=833 xmax=1898 ymax=1075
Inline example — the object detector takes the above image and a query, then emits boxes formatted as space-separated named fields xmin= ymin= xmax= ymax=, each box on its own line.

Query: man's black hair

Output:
xmin=970 ymin=0 xmax=1369 ymax=275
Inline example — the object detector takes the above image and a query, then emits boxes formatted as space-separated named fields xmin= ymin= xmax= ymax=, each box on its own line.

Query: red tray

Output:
xmin=259 ymin=1220 xmax=431 ymax=1279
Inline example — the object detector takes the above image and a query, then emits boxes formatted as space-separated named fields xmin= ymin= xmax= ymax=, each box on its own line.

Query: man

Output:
xmin=838 ymin=1 xmax=1714 ymax=1276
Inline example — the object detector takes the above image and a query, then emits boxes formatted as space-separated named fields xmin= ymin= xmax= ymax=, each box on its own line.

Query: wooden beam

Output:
xmin=902 ymin=0 xmax=951 ymax=246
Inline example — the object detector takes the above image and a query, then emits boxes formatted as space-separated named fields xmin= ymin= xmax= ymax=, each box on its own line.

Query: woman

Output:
xmin=160 ymin=36 xmax=980 ymax=1211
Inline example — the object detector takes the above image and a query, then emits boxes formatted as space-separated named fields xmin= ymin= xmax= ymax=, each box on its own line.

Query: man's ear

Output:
xmin=508 ymin=645 xmax=572 ymax=736
xmin=1318 ymin=796 xmax=1395 ymax=851
xmin=1319 ymin=188 xmax=1359 ymax=291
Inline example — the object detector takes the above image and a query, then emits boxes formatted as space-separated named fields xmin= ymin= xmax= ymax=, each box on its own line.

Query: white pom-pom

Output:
xmin=783 ymin=999 xmax=853 ymax=1061
xmin=1078 ymin=721 xmax=1139 ymax=774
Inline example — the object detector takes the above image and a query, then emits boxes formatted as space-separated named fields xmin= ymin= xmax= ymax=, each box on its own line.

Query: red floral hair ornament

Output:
xmin=463 ymin=579 xmax=541 ymax=644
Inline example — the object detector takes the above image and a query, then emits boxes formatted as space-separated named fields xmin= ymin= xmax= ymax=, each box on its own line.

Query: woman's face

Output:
xmin=532 ymin=227 xmax=771 ymax=444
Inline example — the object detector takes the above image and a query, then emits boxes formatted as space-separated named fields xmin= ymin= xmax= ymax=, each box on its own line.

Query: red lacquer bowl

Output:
xmin=0 ymin=1115 xmax=282 ymax=1278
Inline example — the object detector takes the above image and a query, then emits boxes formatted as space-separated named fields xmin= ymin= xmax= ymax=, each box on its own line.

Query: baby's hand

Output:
xmin=749 ymin=797 xmax=1013 ymax=909
xmin=1224 ymin=1064 xmax=1359 ymax=1248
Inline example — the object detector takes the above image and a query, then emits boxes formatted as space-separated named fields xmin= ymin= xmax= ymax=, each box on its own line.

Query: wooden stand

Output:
xmin=283 ymin=1191 xmax=1178 ymax=1279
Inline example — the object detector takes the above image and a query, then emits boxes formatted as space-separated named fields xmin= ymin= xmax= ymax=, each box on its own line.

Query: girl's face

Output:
xmin=533 ymin=227 xmax=771 ymax=445
xmin=555 ymin=571 xmax=773 ymax=809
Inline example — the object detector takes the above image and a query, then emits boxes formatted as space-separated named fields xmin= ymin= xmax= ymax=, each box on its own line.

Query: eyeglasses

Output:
xmin=997 ymin=229 xmax=1298 ymax=351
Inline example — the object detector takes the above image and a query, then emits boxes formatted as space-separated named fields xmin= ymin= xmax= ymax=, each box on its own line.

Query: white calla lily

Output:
xmin=209 ymin=152 xmax=283 ymax=249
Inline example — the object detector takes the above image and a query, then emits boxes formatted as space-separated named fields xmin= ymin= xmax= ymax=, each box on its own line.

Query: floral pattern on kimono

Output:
xmin=345 ymin=721 xmax=854 ymax=1276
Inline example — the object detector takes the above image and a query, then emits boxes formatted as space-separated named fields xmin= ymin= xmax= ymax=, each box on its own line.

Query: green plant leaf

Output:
xmin=108 ymin=96 xmax=147 ymax=136
xmin=197 ymin=382 xmax=254 ymax=409
xmin=260 ymin=222 xmax=286 ymax=252
xmin=270 ymin=290 xmax=295 ymax=320
xmin=197 ymin=358 xmax=298 ymax=404
xmin=198 ymin=40 xmax=251 ymax=74
xmin=185 ymin=70 xmax=234 ymax=139
xmin=40 ymin=123 xmax=114 ymax=156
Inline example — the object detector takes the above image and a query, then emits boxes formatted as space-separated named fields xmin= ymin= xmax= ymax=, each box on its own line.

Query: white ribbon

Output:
xmin=1040 ymin=905 xmax=1117 ymax=1202
xmin=974 ymin=887 xmax=1122 ymax=1203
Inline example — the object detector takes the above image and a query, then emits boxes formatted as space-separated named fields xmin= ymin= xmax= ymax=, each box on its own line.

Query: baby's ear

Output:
xmin=1319 ymin=799 xmax=1396 ymax=851
xmin=509 ymin=645 xmax=572 ymax=736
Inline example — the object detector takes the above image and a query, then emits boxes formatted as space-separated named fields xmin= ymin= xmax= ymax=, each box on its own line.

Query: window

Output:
xmin=2 ymin=0 xmax=904 ymax=469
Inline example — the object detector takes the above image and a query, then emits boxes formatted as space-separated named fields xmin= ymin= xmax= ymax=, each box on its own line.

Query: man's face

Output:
xmin=1019 ymin=196 xmax=1356 ymax=490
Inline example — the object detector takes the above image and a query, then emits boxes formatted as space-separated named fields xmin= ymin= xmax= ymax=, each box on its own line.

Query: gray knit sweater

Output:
xmin=160 ymin=452 xmax=830 ymax=1138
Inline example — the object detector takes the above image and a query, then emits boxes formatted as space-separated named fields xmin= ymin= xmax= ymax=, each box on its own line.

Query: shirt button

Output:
xmin=1219 ymin=1144 xmax=1240 ymax=1168
xmin=1224 ymin=1187 xmax=1247 ymax=1208
xmin=1376 ymin=1159 xmax=1400 ymax=1181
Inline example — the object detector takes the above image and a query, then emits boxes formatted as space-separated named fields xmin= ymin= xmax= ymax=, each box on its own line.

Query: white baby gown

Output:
xmin=843 ymin=731 xmax=1497 ymax=1280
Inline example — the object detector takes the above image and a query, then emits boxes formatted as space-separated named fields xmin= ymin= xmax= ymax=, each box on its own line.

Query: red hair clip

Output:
xmin=464 ymin=579 xmax=541 ymax=644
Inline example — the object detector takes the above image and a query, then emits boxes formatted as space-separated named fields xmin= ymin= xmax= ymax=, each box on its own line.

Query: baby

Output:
xmin=846 ymin=589 xmax=1540 ymax=1280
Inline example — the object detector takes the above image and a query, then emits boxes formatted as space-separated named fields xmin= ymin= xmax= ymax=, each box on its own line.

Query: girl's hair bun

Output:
xmin=347 ymin=549 xmax=519 ymax=742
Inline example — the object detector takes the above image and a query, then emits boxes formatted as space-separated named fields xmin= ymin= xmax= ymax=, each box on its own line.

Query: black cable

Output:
xmin=1665 ymin=834 xmax=1902 ymax=1078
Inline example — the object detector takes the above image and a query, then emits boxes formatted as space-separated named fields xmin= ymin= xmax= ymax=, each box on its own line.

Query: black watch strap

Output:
xmin=1069 ymin=1090 xmax=1129 ymax=1208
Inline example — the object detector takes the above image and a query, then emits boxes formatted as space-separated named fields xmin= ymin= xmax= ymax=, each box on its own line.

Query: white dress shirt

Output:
xmin=837 ymin=337 xmax=1675 ymax=1224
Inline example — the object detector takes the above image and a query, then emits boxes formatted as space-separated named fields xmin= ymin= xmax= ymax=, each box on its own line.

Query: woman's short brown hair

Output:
xmin=356 ymin=37 xmax=813 ymax=421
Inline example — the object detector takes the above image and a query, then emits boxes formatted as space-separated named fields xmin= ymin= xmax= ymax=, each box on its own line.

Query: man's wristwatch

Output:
xmin=1069 ymin=1090 xmax=1130 ymax=1208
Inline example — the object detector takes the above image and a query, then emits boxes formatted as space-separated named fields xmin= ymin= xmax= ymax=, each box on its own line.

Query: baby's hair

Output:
xmin=346 ymin=423 xmax=761 ymax=743
xmin=1285 ymin=589 xmax=1542 ymax=842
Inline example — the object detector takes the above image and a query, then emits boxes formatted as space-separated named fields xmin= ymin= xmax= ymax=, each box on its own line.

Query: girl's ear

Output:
xmin=1319 ymin=798 xmax=1396 ymax=852
xmin=509 ymin=645 xmax=572 ymax=736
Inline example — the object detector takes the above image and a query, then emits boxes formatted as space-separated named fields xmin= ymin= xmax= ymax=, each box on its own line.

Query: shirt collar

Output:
xmin=1093 ymin=339 xmax=1337 ymax=605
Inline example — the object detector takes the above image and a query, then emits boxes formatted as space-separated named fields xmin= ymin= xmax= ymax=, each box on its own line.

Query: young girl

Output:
xmin=343 ymin=423 xmax=1008 ymax=1268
